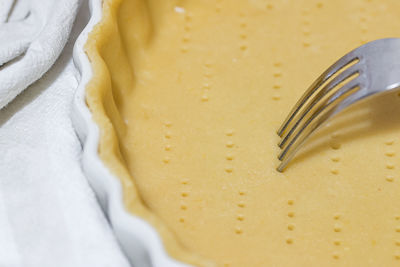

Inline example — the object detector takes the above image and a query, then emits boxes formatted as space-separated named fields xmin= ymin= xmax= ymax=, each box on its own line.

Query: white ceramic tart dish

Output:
xmin=72 ymin=0 xmax=189 ymax=266
xmin=72 ymin=0 xmax=400 ymax=266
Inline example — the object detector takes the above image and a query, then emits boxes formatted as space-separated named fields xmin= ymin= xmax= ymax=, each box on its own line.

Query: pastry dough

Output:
xmin=85 ymin=0 xmax=400 ymax=266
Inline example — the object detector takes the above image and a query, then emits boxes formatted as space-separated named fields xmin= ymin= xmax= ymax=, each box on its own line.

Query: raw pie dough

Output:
xmin=85 ymin=0 xmax=400 ymax=266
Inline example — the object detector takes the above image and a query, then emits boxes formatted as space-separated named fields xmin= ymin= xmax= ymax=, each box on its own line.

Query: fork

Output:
xmin=276 ymin=38 xmax=400 ymax=172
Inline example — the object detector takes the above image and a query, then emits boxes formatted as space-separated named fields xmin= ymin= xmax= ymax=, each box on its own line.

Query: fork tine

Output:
xmin=278 ymin=65 xmax=360 ymax=148
xmin=277 ymin=54 xmax=359 ymax=137
xmin=277 ymin=79 xmax=361 ymax=170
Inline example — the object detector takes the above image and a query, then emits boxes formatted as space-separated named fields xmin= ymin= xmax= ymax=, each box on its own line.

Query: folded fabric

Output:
xmin=0 ymin=0 xmax=79 ymax=109
xmin=0 ymin=0 xmax=131 ymax=266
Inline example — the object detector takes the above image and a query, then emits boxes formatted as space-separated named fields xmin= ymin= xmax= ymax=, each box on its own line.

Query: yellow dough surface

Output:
xmin=85 ymin=0 xmax=400 ymax=266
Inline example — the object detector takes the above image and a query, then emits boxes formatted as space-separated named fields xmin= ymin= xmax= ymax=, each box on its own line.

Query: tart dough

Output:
xmin=85 ymin=0 xmax=400 ymax=266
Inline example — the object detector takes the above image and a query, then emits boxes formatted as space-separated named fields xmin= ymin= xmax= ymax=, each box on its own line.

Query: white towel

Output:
xmin=0 ymin=0 xmax=130 ymax=266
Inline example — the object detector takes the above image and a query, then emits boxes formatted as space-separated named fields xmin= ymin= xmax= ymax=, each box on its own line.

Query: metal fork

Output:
xmin=276 ymin=38 xmax=400 ymax=172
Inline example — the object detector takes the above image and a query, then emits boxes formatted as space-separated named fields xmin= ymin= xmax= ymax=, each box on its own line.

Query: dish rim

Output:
xmin=71 ymin=1 xmax=190 ymax=266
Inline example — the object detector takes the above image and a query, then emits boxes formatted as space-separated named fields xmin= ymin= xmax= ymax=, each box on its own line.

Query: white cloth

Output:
xmin=0 ymin=0 xmax=76 ymax=109
xmin=0 ymin=0 xmax=130 ymax=266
